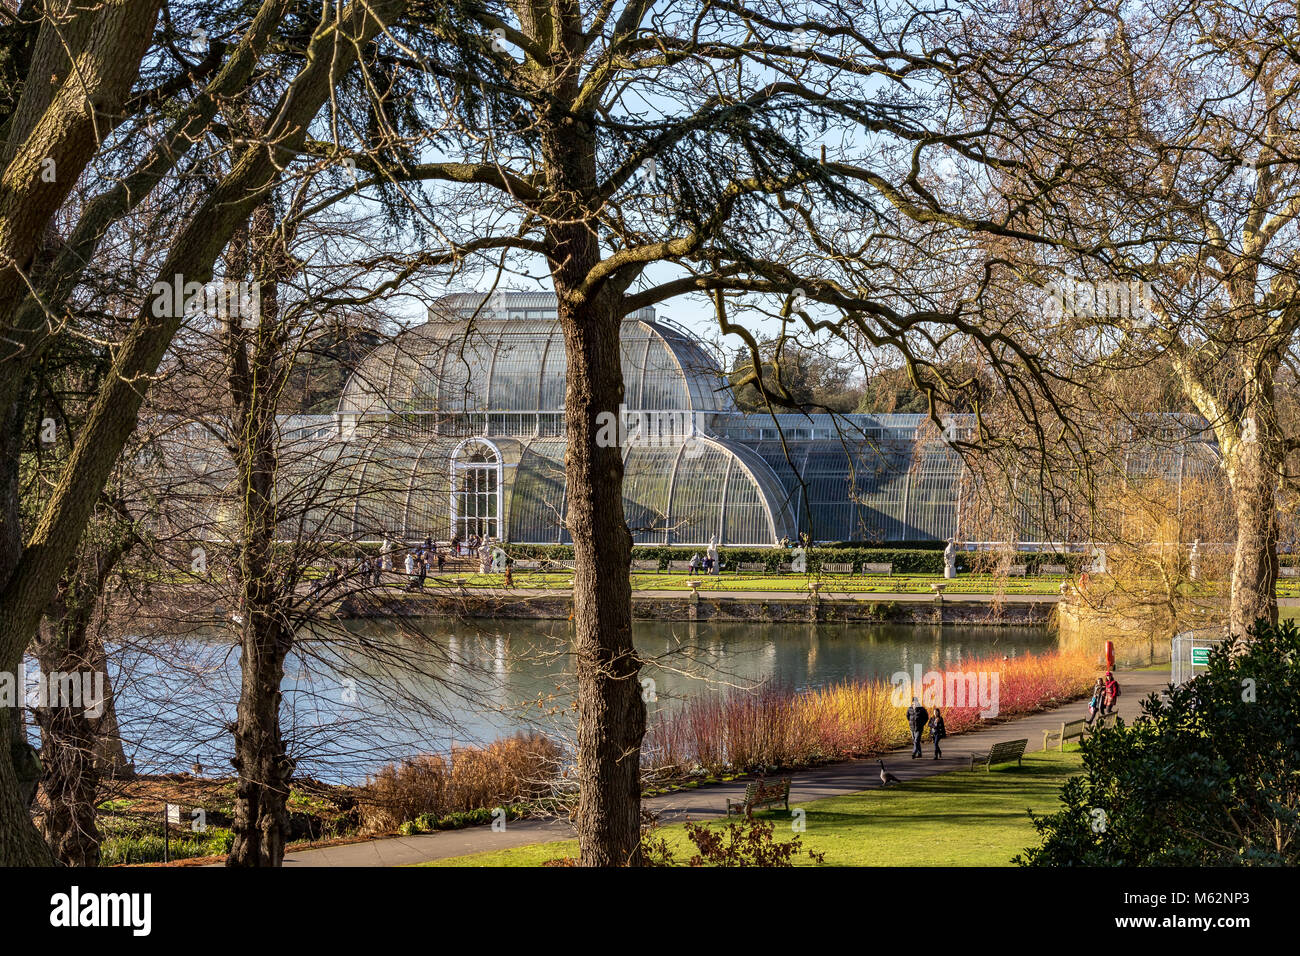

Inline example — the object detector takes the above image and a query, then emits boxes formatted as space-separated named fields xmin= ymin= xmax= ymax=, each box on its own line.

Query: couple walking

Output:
xmin=1087 ymin=672 xmax=1121 ymax=725
xmin=906 ymin=698 xmax=947 ymax=759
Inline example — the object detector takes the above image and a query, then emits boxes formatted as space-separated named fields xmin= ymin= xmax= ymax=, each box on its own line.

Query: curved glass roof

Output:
xmin=340 ymin=316 xmax=733 ymax=417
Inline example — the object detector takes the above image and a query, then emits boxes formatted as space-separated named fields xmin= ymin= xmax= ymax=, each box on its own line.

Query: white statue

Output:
xmin=1189 ymin=539 xmax=1200 ymax=581
xmin=1091 ymin=544 xmax=1107 ymax=575
xmin=943 ymin=538 xmax=957 ymax=579
xmin=707 ymin=534 xmax=720 ymax=575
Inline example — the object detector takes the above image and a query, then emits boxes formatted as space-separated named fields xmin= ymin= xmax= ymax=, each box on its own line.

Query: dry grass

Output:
xmin=355 ymin=733 xmax=562 ymax=832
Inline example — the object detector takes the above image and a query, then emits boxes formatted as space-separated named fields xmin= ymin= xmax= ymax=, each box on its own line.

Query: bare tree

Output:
xmin=942 ymin=0 xmax=1300 ymax=634
xmin=0 ymin=0 xmax=404 ymax=863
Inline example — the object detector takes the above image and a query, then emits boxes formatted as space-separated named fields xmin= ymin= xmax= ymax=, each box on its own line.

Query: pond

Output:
xmin=94 ymin=618 xmax=1055 ymax=783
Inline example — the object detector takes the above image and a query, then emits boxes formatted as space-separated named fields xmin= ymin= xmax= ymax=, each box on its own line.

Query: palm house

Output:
xmin=330 ymin=291 xmax=1221 ymax=547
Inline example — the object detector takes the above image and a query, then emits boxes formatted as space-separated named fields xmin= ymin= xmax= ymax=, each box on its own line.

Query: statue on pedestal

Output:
xmin=1189 ymin=539 xmax=1200 ymax=581
xmin=944 ymin=538 xmax=957 ymax=579
xmin=707 ymin=535 xmax=720 ymax=575
xmin=1091 ymin=544 xmax=1107 ymax=575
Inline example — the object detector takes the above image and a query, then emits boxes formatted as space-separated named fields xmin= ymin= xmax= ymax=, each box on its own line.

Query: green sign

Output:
xmin=1191 ymin=647 xmax=1211 ymax=666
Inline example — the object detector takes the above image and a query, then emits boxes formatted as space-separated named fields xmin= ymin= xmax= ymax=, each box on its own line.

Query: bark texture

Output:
xmin=547 ymin=102 xmax=647 ymax=859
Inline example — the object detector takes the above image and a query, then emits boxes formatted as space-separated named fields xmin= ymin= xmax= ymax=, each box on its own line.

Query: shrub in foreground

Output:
xmin=1017 ymin=619 xmax=1300 ymax=866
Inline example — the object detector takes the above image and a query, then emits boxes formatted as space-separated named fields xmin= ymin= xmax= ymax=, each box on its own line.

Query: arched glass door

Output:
xmin=450 ymin=439 xmax=502 ymax=540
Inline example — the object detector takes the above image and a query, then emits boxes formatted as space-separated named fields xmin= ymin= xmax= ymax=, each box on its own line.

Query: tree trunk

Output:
xmin=34 ymin=614 xmax=103 ymax=867
xmin=1227 ymin=432 xmax=1280 ymax=638
xmin=224 ymin=396 xmax=294 ymax=867
xmin=224 ymin=204 xmax=297 ymax=866
xmin=556 ymin=284 xmax=645 ymax=866
xmin=0 ymin=707 xmax=51 ymax=864
xmin=226 ymin=616 xmax=292 ymax=867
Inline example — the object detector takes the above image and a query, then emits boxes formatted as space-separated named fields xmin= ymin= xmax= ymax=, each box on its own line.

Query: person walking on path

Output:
xmin=503 ymin=560 xmax=514 ymax=588
xmin=436 ymin=548 xmax=445 ymax=574
xmin=1103 ymin=671 xmax=1121 ymax=715
xmin=416 ymin=550 xmax=428 ymax=590
xmin=906 ymin=697 xmax=929 ymax=759
xmin=928 ymin=709 xmax=946 ymax=759
xmin=1086 ymin=678 xmax=1106 ymax=725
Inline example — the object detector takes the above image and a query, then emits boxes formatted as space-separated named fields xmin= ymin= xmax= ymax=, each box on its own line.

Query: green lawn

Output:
xmin=442 ymin=571 xmax=1071 ymax=595
xmin=421 ymin=749 xmax=1084 ymax=867
xmin=447 ymin=570 xmax=1300 ymax=598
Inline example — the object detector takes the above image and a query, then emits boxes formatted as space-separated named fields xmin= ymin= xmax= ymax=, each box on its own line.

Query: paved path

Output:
xmin=282 ymin=667 xmax=1170 ymax=867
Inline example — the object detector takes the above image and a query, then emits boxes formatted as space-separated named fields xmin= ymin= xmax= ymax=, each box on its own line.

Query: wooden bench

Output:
xmin=667 ymin=560 xmax=693 ymax=573
xmin=859 ymin=562 xmax=893 ymax=575
xmin=540 ymin=559 xmax=574 ymax=572
xmin=725 ymin=775 xmax=792 ymax=817
xmin=739 ymin=561 xmax=767 ymax=574
xmin=821 ymin=562 xmax=853 ymax=574
xmin=1281 ymin=567 xmax=1300 ymax=578
xmin=1043 ymin=719 xmax=1087 ymax=751
xmin=969 ymin=737 xmax=1028 ymax=771
xmin=630 ymin=559 xmax=659 ymax=572
xmin=1005 ymin=564 xmax=1027 ymax=576
xmin=1040 ymin=563 xmax=1069 ymax=575
xmin=513 ymin=559 xmax=541 ymax=572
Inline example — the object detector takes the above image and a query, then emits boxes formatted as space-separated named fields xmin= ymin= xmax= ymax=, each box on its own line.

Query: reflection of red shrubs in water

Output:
xmin=644 ymin=649 xmax=1095 ymax=776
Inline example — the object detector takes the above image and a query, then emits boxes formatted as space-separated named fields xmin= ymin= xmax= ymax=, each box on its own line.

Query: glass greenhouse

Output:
xmin=319 ymin=291 xmax=1224 ymax=547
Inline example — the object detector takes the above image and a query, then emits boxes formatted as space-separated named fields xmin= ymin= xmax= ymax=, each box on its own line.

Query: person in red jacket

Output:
xmin=1102 ymin=672 xmax=1121 ymax=715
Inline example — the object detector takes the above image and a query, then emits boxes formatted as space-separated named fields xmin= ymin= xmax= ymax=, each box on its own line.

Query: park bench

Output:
xmin=821 ymin=562 xmax=853 ymax=574
xmin=1043 ymin=718 xmax=1087 ymax=751
xmin=969 ymin=737 xmax=1028 ymax=771
xmin=1040 ymin=563 xmax=1069 ymax=575
xmin=540 ymin=559 xmax=574 ymax=572
xmin=1281 ymin=567 xmax=1300 ymax=578
xmin=668 ymin=560 xmax=694 ymax=573
xmin=859 ymin=562 xmax=893 ymax=575
xmin=725 ymin=775 xmax=792 ymax=817
xmin=513 ymin=559 xmax=541 ymax=572
xmin=739 ymin=561 xmax=767 ymax=574
xmin=630 ymin=559 xmax=659 ymax=572
xmin=1005 ymin=564 xmax=1028 ymax=576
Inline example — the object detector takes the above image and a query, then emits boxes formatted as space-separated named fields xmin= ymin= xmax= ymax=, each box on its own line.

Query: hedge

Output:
xmin=498 ymin=543 xmax=1088 ymax=574
xmin=174 ymin=539 xmax=1091 ymax=574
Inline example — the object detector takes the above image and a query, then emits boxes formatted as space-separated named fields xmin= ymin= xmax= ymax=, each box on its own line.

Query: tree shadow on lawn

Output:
xmin=740 ymin=762 xmax=1072 ymax=822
